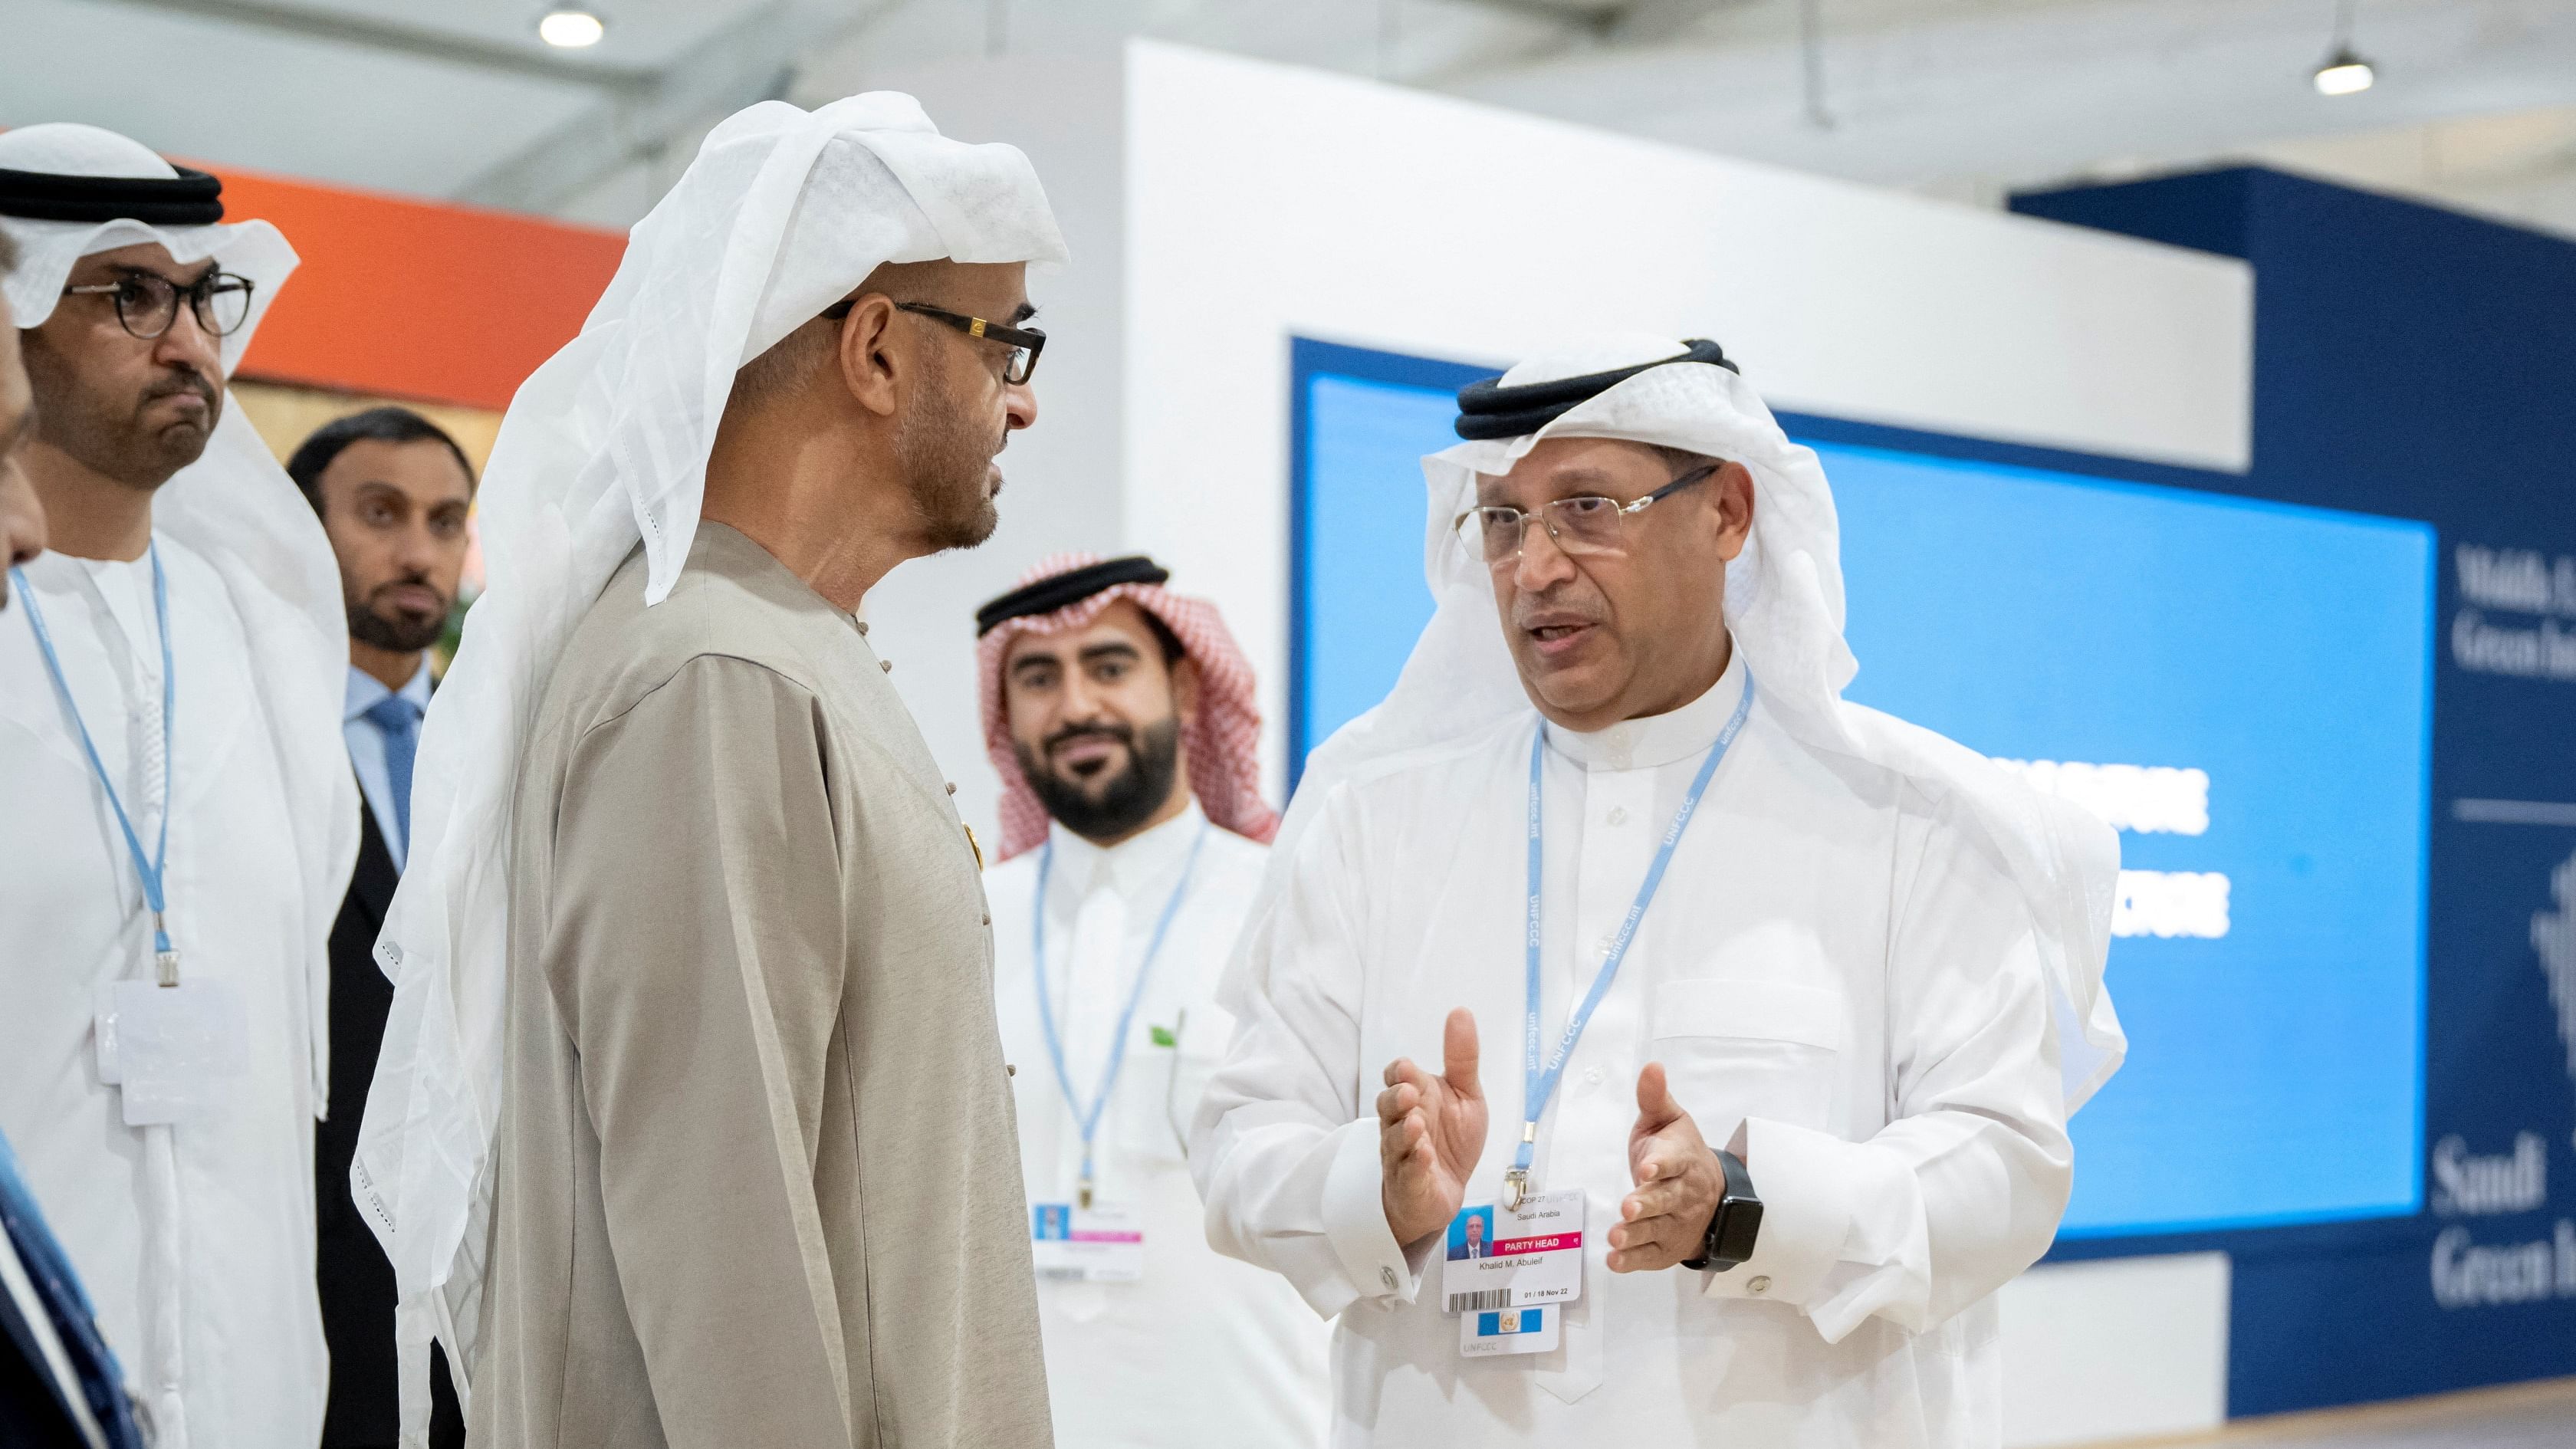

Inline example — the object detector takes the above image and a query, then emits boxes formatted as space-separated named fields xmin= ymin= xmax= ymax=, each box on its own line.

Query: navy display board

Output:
xmin=1290 ymin=336 xmax=2434 ymax=1254
xmin=2011 ymin=168 xmax=2576 ymax=1414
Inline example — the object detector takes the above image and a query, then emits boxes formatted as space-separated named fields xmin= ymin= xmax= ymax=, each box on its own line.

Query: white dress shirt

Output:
xmin=0 ymin=539 xmax=330 ymax=1449
xmin=988 ymin=802 xmax=1331 ymax=1449
xmin=1193 ymin=649 xmax=2072 ymax=1446
xmin=343 ymin=659 xmax=431 ymax=870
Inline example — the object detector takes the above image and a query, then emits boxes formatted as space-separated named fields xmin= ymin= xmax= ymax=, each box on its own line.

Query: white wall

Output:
xmin=1116 ymin=38 xmax=2253 ymax=804
xmin=882 ymin=42 xmax=2250 ymax=1442
xmin=1999 ymin=1254 xmax=2233 ymax=1446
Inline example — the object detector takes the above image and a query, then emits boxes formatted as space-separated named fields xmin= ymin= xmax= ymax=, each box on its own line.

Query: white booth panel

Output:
xmin=2000 ymin=1253 xmax=2233 ymax=1446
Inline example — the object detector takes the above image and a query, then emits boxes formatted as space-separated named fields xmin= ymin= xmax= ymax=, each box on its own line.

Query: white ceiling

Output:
xmin=6 ymin=0 xmax=2575 ymax=238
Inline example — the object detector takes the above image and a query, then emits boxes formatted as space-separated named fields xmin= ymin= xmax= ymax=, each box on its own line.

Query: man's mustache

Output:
xmin=142 ymin=367 xmax=217 ymax=409
xmin=370 ymin=571 xmax=448 ymax=614
xmin=1044 ymin=722 xmax=1134 ymax=756
xmin=1510 ymin=594 xmax=1606 ymax=632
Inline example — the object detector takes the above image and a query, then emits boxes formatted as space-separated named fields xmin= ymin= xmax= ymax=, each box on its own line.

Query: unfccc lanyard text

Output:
xmin=1507 ymin=670 xmax=1755 ymax=1211
xmin=1033 ymin=822 xmax=1210 ymax=1208
xmin=11 ymin=549 xmax=182 ymax=985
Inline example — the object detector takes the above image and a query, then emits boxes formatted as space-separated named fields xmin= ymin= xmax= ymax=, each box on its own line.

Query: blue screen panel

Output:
xmin=1298 ymin=375 xmax=1452 ymax=762
xmin=1290 ymin=341 xmax=2435 ymax=1238
xmin=1825 ymin=442 xmax=2433 ymax=1234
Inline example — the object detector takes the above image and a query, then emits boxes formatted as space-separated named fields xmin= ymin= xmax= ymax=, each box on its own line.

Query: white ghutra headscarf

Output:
xmin=1234 ymin=333 xmax=2126 ymax=1114
xmin=351 ymin=94 xmax=1066 ymax=1445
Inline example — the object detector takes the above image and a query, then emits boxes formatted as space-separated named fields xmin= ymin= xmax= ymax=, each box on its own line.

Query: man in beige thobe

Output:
xmin=350 ymin=96 xmax=1070 ymax=1449
xmin=480 ymin=518 xmax=1035 ymax=1447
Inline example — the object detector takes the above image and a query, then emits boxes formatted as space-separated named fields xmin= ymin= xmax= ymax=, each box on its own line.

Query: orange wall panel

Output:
xmin=216 ymin=166 xmax=625 ymax=412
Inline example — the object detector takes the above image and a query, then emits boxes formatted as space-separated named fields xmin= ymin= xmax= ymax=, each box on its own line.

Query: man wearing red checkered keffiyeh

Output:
xmin=973 ymin=553 xmax=1326 ymax=1449
xmin=976 ymin=552 xmax=1279 ymax=861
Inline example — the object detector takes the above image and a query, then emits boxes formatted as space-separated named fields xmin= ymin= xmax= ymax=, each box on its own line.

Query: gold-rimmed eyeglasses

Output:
xmin=1453 ymin=462 xmax=1720 ymax=567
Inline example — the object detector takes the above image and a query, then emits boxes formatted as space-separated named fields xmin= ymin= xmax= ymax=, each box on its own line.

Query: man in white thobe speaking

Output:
xmin=976 ymin=553 xmax=1330 ymax=1449
xmin=0 ymin=125 xmax=356 ymax=1448
xmin=1193 ymin=334 xmax=2127 ymax=1446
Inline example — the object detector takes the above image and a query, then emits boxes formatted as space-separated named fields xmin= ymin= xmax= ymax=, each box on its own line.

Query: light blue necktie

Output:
xmin=364 ymin=694 xmax=420 ymax=856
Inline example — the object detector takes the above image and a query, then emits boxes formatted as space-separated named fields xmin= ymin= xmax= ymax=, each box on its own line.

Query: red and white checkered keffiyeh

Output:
xmin=978 ymin=552 xmax=1280 ymax=862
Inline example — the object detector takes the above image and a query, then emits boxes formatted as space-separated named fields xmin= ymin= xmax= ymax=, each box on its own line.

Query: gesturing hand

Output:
xmin=1607 ymin=1062 xmax=1726 ymax=1273
xmin=1377 ymin=1007 xmax=1488 ymax=1247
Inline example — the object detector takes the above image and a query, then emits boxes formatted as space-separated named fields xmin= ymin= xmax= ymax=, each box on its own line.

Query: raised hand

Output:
xmin=1608 ymin=1062 xmax=1725 ymax=1273
xmin=1375 ymin=1007 xmax=1488 ymax=1247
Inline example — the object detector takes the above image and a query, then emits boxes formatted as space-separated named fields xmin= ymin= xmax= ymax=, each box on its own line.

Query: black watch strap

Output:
xmin=1681 ymin=1148 xmax=1763 ymax=1272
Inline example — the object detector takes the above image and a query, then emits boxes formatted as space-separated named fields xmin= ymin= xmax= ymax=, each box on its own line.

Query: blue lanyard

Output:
xmin=1033 ymin=821 xmax=1210 ymax=1208
xmin=9 ymin=549 xmax=180 ymax=986
xmin=1506 ymin=669 xmax=1755 ymax=1209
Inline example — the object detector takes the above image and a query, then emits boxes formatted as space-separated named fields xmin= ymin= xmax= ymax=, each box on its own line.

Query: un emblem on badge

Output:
xmin=1460 ymin=1303 xmax=1559 ymax=1357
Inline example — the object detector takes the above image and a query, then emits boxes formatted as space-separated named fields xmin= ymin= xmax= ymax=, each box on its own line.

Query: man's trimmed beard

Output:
xmin=348 ymin=582 xmax=449 ymax=654
xmin=21 ymin=331 xmax=220 ymax=491
xmin=1017 ymin=717 xmax=1184 ymax=843
xmin=895 ymin=344 xmax=1002 ymax=552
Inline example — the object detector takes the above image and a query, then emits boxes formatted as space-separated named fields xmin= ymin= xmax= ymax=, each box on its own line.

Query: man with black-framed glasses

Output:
xmin=359 ymin=96 xmax=1067 ymax=1449
xmin=0 ymin=123 xmax=359 ymax=1449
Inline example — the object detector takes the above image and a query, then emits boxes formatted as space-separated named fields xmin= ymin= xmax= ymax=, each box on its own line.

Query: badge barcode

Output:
xmin=1448 ymin=1289 xmax=1512 ymax=1313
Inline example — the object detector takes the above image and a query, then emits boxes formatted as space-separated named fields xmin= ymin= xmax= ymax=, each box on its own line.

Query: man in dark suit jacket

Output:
xmin=289 ymin=408 xmax=475 ymax=1449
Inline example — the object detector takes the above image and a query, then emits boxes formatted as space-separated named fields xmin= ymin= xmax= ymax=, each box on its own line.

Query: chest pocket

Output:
xmin=1648 ymin=976 xmax=1846 ymax=1145
xmin=1111 ymin=1000 xmax=1234 ymax=1165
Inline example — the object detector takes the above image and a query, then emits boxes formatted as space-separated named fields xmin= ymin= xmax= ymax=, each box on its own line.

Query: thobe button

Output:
xmin=1607 ymin=807 xmax=1628 ymax=826
xmin=856 ymin=621 xmax=869 ymax=635
xmin=1380 ymin=1267 xmax=1398 ymax=1291
xmin=981 ymin=912 xmax=991 ymax=926
xmin=1748 ymin=1275 xmax=1772 ymax=1295
xmin=1583 ymin=1066 xmax=1605 ymax=1087
xmin=945 ymin=781 xmax=958 ymax=794
xmin=880 ymin=659 xmax=893 ymax=672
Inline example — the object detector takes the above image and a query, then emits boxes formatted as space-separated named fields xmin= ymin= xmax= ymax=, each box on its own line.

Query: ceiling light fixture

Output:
xmin=2313 ymin=49 xmax=2374 ymax=96
xmin=537 ymin=8 xmax=606 ymax=49
xmin=2312 ymin=1 xmax=2374 ymax=96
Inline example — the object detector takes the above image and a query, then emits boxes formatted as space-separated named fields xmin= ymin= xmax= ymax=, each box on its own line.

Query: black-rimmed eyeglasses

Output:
xmin=61 ymin=268 xmax=255 ymax=340
xmin=1453 ymin=462 xmax=1721 ymax=566
xmin=819 ymin=297 xmax=1045 ymax=384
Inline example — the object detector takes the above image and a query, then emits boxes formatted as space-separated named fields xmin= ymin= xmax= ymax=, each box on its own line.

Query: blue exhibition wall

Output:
xmin=1288 ymin=167 xmax=2576 ymax=1417
xmin=2012 ymin=167 xmax=2576 ymax=1415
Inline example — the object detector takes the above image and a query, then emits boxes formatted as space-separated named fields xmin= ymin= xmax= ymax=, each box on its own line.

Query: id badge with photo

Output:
xmin=1030 ymin=1201 xmax=1145 ymax=1283
xmin=94 ymin=978 xmax=248 ymax=1125
xmin=1441 ymin=1190 xmax=1585 ymax=1316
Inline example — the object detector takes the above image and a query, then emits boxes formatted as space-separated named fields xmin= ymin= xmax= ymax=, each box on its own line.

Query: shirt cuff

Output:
xmin=1699 ymin=1117 xmax=1858 ymax=1320
xmin=1320 ymin=1116 xmax=1424 ymax=1304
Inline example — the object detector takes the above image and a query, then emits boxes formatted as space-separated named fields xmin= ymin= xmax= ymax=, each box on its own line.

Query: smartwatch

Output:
xmin=1680 ymin=1148 xmax=1763 ymax=1272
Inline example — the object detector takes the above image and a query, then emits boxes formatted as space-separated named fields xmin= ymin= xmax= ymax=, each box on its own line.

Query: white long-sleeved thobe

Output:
xmin=989 ymin=802 xmax=1332 ymax=1449
xmin=1193 ymin=649 xmax=2073 ymax=1447
xmin=0 ymin=540 xmax=330 ymax=1448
